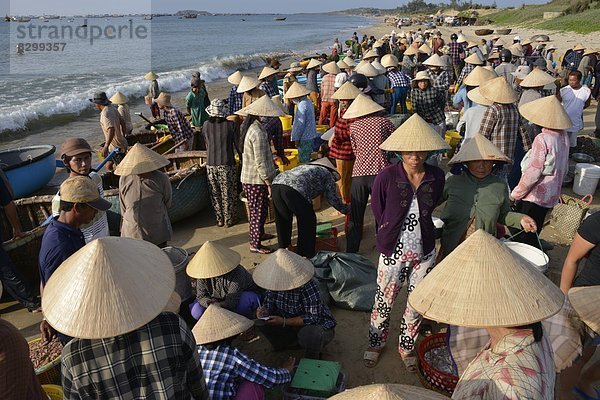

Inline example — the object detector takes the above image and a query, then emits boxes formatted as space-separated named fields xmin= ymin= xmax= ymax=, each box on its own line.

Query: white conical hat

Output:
xmin=343 ymin=57 xmax=356 ymax=67
xmin=341 ymin=93 xmax=384 ymax=119
xmin=380 ymin=114 xmax=451 ymax=152
xmin=356 ymin=62 xmax=380 ymax=77
xmin=113 ymin=143 xmax=170 ymax=176
xmin=253 ymin=249 xmax=315 ymax=291
xmin=258 ymin=66 xmax=278 ymax=80
xmin=332 ymin=81 xmax=362 ymax=100
xmin=463 ymin=66 xmax=497 ymax=87
xmin=519 ymin=95 xmax=572 ymax=130
xmin=363 ymin=49 xmax=378 ymax=59
xmin=423 ymin=53 xmax=445 ymax=67
xmin=192 ymin=305 xmax=254 ymax=345
xmin=228 ymin=70 xmax=243 ymax=85
xmin=409 ymin=230 xmax=564 ymax=327
xmin=235 ymin=94 xmax=286 ymax=117
xmin=42 ymin=237 xmax=175 ymax=338
xmin=479 ymin=76 xmax=518 ymax=104
xmin=144 ymin=71 xmax=158 ymax=80
xmin=330 ymin=384 xmax=448 ymax=400
xmin=283 ymin=81 xmax=311 ymax=100
xmin=449 ymin=133 xmax=511 ymax=165
xmin=109 ymin=91 xmax=128 ymax=105
xmin=457 ymin=33 xmax=467 ymax=43
xmin=322 ymin=61 xmax=341 ymax=75
xmin=418 ymin=43 xmax=432 ymax=54
xmin=371 ymin=60 xmax=386 ymax=74
xmin=569 ymin=286 xmax=600 ymax=334
xmin=520 ymin=67 xmax=556 ymax=88
xmin=336 ymin=59 xmax=348 ymax=69
xmin=236 ymin=76 xmax=261 ymax=93
xmin=186 ymin=241 xmax=241 ymax=279
xmin=573 ymin=43 xmax=586 ymax=51
xmin=464 ymin=53 xmax=483 ymax=65
xmin=467 ymin=87 xmax=493 ymax=106
xmin=381 ymin=54 xmax=399 ymax=68
xmin=306 ymin=58 xmax=322 ymax=70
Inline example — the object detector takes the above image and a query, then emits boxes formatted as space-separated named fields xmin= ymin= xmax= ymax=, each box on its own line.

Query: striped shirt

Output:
xmin=479 ymin=102 xmax=531 ymax=159
xmin=163 ymin=107 xmax=194 ymax=144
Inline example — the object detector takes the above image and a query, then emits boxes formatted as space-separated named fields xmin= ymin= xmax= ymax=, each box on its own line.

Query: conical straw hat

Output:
xmin=569 ymin=286 xmax=600 ymax=334
xmin=363 ymin=49 xmax=378 ymax=59
xmin=271 ymin=95 xmax=288 ymax=115
xmin=109 ymin=91 xmax=128 ymax=105
xmin=114 ymin=143 xmax=170 ymax=176
xmin=448 ymin=134 xmax=511 ymax=165
xmin=192 ymin=305 xmax=254 ymax=345
xmin=283 ymin=81 xmax=311 ymax=100
xmin=583 ymin=48 xmax=598 ymax=56
xmin=164 ymin=291 xmax=181 ymax=314
xmin=519 ymin=95 xmax=572 ymax=130
xmin=258 ymin=66 xmax=278 ymax=80
xmin=466 ymin=41 xmax=478 ymax=49
xmin=380 ymin=114 xmax=451 ymax=152
xmin=372 ymin=40 xmax=384 ymax=48
xmin=341 ymin=93 xmax=384 ymax=119
xmin=355 ymin=60 xmax=368 ymax=70
xmin=228 ymin=70 xmax=243 ymax=85
xmin=381 ymin=54 xmax=399 ymax=68
xmin=306 ymin=58 xmax=322 ymax=70
xmin=457 ymin=33 xmax=467 ymax=43
xmin=371 ymin=60 xmax=386 ymax=74
xmin=463 ymin=66 xmax=497 ymax=87
xmin=573 ymin=43 xmax=586 ymax=51
xmin=186 ymin=241 xmax=241 ymax=279
xmin=236 ymin=76 xmax=261 ymax=93
xmin=418 ymin=43 xmax=432 ymax=54
xmin=42 ymin=237 xmax=175 ymax=339
xmin=404 ymin=46 xmax=418 ymax=56
xmin=253 ymin=249 xmax=315 ymax=291
xmin=235 ymin=94 xmax=286 ymax=117
xmin=332 ymin=81 xmax=362 ymax=100
xmin=467 ymin=87 xmax=493 ymax=106
xmin=509 ymin=44 xmax=524 ymax=57
xmin=408 ymin=230 xmax=564 ymax=327
xmin=520 ymin=67 xmax=556 ymax=88
xmin=330 ymin=384 xmax=448 ymax=400
xmin=423 ymin=53 xmax=445 ymax=67
xmin=356 ymin=62 xmax=379 ymax=77
xmin=322 ymin=61 xmax=341 ymax=75
xmin=336 ymin=59 xmax=348 ymax=69
xmin=479 ymin=76 xmax=518 ymax=104
xmin=343 ymin=57 xmax=356 ymax=67
xmin=144 ymin=71 xmax=158 ymax=80
xmin=464 ymin=53 xmax=483 ymax=65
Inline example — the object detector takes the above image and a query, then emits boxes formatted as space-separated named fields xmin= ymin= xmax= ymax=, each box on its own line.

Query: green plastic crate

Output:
xmin=289 ymin=359 xmax=342 ymax=397
xmin=316 ymin=223 xmax=333 ymax=238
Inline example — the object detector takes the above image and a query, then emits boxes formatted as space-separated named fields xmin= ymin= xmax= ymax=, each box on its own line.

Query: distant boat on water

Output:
xmin=4 ymin=15 xmax=10 ymax=22
xmin=144 ymin=15 xmax=152 ymax=20
xmin=183 ymin=14 xmax=197 ymax=19
xmin=274 ymin=17 xmax=287 ymax=21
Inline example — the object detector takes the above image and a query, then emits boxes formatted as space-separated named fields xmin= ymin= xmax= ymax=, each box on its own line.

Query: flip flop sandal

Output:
xmin=250 ymin=246 xmax=273 ymax=254
xmin=401 ymin=353 xmax=418 ymax=373
xmin=363 ymin=349 xmax=382 ymax=368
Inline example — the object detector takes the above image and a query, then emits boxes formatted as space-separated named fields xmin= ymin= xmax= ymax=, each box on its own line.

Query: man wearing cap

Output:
xmin=156 ymin=92 xmax=195 ymax=152
xmin=319 ymin=61 xmax=340 ymax=127
xmin=186 ymin=80 xmax=210 ymax=128
xmin=227 ymin=71 xmax=244 ymax=115
xmin=90 ymin=91 xmax=128 ymax=170
xmin=53 ymin=138 xmax=110 ymax=243
xmin=272 ymin=158 xmax=349 ymax=258
xmin=43 ymin=237 xmax=209 ymax=399
xmin=39 ymin=176 xmax=112 ymax=343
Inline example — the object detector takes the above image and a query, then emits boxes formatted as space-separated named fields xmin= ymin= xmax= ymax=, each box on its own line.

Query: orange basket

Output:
xmin=417 ymin=333 xmax=458 ymax=396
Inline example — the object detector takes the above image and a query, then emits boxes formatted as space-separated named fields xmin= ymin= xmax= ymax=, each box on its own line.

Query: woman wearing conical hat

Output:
xmin=423 ymin=53 xmax=450 ymax=94
xmin=114 ymin=143 xmax=172 ymax=247
xmin=409 ymin=230 xmax=563 ymax=399
xmin=258 ymin=66 xmax=279 ymax=98
xmin=144 ymin=71 xmax=161 ymax=119
xmin=227 ymin=70 xmax=244 ymax=115
xmin=440 ymin=135 xmax=537 ymax=258
xmin=363 ymin=114 xmax=449 ymax=371
xmin=456 ymin=52 xmax=484 ymax=88
xmin=284 ymin=82 xmax=319 ymax=163
xmin=109 ymin=91 xmax=133 ymax=135
xmin=382 ymin=54 xmax=411 ymax=115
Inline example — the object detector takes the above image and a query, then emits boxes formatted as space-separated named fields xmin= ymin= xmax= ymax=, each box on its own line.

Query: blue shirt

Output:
xmin=453 ymin=85 xmax=472 ymax=111
xmin=38 ymin=217 xmax=85 ymax=286
xmin=290 ymin=97 xmax=318 ymax=142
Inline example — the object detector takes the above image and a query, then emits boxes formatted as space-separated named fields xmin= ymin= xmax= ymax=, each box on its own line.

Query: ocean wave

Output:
xmin=0 ymin=51 xmax=290 ymax=134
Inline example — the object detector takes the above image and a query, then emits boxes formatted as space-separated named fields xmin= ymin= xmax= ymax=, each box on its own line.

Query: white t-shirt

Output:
xmin=560 ymin=85 xmax=591 ymax=133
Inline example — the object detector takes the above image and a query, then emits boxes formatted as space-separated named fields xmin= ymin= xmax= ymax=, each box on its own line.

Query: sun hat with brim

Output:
xmin=520 ymin=67 xmax=555 ymax=88
xmin=423 ymin=53 xmax=445 ymax=67
xmin=411 ymin=70 xmax=433 ymax=88
xmin=60 ymin=138 xmax=93 ymax=158
xmin=258 ymin=66 xmax=278 ymax=80
xmin=114 ymin=143 xmax=170 ymax=176
xmin=310 ymin=157 xmax=340 ymax=181
xmin=283 ymin=82 xmax=311 ymax=100
xmin=42 ymin=237 xmax=175 ymax=339
xmin=322 ymin=61 xmax=341 ymax=75
xmin=467 ymin=87 xmax=494 ymax=106
xmin=186 ymin=241 xmax=241 ymax=279
xmin=573 ymin=43 xmax=586 ymax=51
xmin=205 ymin=98 xmax=229 ymax=118
xmin=342 ymin=93 xmax=384 ymax=119
xmin=519 ymin=95 xmax=572 ymax=130
xmin=306 ymin=58 xmax=322 ymax=70
xmin=521 ymin=38 xmax=533 ymax=46
xmin=329 ymin=383 xmax=448 ymax=400
xmin=371 ymin=60 xmax=386 ymax=74
xmin=511 ymin=65 xmax=531 ymax=80
xmin=192 ymin=305 xmax=254 ymax=345
xmin=372 ymin=40 xmax=384 ymax=48
xmin=253 ymin=249 xmax=315 ymax=291
xmin=464 ymin=53 xmax=483 ymax=65
xmin=418 ymin=43 xmax=432 ymax=54
xmin=409 ymin=230 xmax=564 ymax=327
xmin=356 ymin=62 xmax=380 ymax=78
xmin=332 ymin=81 xmax=362 ymax=100
xmin=463 ymin=66 xmax=497 ymax=87
xmin=479 ymin=76 xmax=518 ymax=104
xmin=154 ymin=92 xmax=173 ymax=107
xmin=236 ymin=76 xmax=261 ymax=93
xmin=235 ymin=95 xmax=286 ymax=118
xmin=449 ymin=134 xmax=511 ymax=165
xmin=404 ymin=46 xmax=418 ymax=56
xmin=144 ymin=71 xmax=158 ymax=80
xmin=109 ymin=91 xmax=128 ymax=105
xmin=343 ymin=57 xmax=356 ymax=67
xmin=89 ymin=91 xmax=111 ymax=106
xmin=381 ymin=54 xmax=399 ymax=68
xmin=380 ymin=114 xmax=451 ymax=153
xmin=363 ymin=49 xmax=378 ymax=59
xmin=228 ymin=70 xmax=243 ymax=85
xmin=569 ymin=286 xmax=600 ymax=334
xmin=286 ymin=62 xmax=303 ymax=72
xmin=59 ymin=176 xmax=112 ymax=211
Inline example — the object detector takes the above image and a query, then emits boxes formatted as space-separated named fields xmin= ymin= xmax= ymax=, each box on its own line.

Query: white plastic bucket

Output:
xmin=503 ymin=241 xmax=549 ymax=274
xmin=573 ymin=163 xmax=600 ymax=196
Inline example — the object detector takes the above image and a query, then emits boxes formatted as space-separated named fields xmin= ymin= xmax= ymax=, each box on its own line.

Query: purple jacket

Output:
xmin=372 ymin=162 xmax=445 ymax=257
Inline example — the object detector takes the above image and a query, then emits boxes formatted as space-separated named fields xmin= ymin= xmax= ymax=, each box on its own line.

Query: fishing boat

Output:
xmin=0 ymin=145 xmax=56 ymax=199
xmin=100 ymin=151 xmax=210 ymax=233
xmin=4 ymin=15 xmax=10 ymax=22
xmin=183 ymin=14 xmax=198 ymax=19
xmin=273 ymin=17 xmax=287 ymax=21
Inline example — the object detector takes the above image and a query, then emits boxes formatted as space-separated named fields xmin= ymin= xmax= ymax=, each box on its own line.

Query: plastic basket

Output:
xmin=28 ymin=338 xmax=62 ymax=385
xmin=280 ymin=115 xmax=293 ymax=131
xmin=283 ymin=360 xmax=345 ymax=399
xmin=444 ymin=130 xmax=462 ymax=158
xmin=276 ymin=154 xmax=299 ymax=172
xmin=417 ymin=333 xmax=459 ymax=396
xmin=240 ymin=192 xmax=275 ymax=224
xmin=42 ymin=384 xmax=63 ymax=400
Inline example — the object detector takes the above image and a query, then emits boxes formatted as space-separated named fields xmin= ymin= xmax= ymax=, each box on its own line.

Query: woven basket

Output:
xmin=475 ymin=29 xmax=494 ymax=36
xmin=496 ymin=28 xmax=512 ymax=35
xmin=42 ymin=385 xmax=63 ymax=400
xmin=417 ymin=333 xmax=459 ymax=396
xmin=28 ymin=338 xmax=62 ymax=385
xmin=240 ymin=192 xmax=275 ymax=224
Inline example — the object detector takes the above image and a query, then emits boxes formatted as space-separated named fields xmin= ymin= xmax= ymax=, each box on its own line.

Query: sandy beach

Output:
xmin=3 ymin=16 xmax=600 ymax=395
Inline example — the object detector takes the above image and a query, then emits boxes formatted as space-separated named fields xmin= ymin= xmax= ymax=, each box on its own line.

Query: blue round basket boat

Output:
xmin=0 ymin=145 xmax=56 ymax=199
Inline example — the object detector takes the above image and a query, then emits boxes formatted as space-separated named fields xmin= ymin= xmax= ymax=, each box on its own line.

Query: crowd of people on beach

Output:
xmin=1 ymin=24 xmax=600 ymax=400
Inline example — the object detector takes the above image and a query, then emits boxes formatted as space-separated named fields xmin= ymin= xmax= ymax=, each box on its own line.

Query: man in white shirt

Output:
xmin=557 ymin=70 xmax=591 ymax=150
